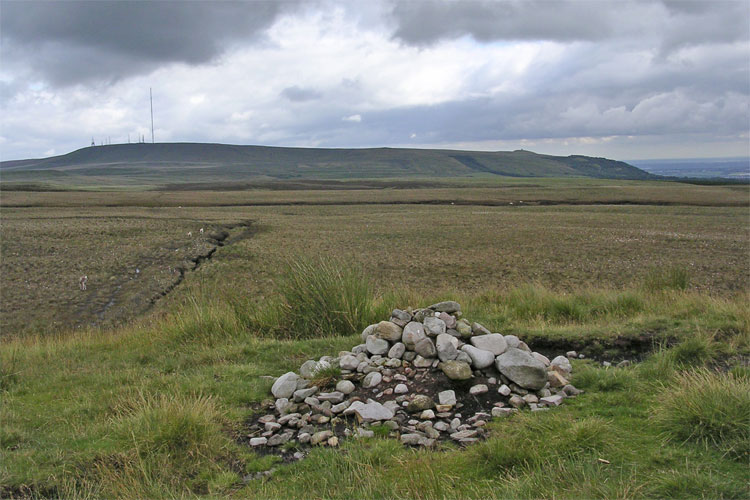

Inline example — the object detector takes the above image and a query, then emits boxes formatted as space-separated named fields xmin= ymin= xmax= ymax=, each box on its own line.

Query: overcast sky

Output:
xmin=1 ymin=0 xmax=748 ymax=161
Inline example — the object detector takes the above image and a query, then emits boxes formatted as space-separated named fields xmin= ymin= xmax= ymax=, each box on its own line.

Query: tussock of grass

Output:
xmin=250 ymin=256 xmax=376 ymax=339
xmin=643 ymin=265 xmax=691 ymax=292
xmin=652 ymin=369 xmax=750 ymax=461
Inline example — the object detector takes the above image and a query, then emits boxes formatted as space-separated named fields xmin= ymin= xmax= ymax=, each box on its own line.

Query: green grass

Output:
xmin=1 ymin=283 xmax=748 ymax=498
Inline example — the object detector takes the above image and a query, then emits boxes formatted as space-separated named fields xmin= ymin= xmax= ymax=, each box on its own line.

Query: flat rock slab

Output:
xmin=496 ymin=348 xmax=547 ymax=390
xmin=344 ymin=400 xmax=395 ymax=422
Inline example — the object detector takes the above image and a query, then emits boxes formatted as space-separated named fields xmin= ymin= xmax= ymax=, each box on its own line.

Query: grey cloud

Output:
xmin=1 ymin=1 xmax=289 ymax=85
xmin=281 ymin=86 xmax=322 ymax=102
xmin=389 ymin=0 xmax=748 ymax=50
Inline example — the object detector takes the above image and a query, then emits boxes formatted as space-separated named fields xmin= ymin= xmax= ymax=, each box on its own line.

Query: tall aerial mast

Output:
xmin=150 ymin=87 xmax=155 ymax=144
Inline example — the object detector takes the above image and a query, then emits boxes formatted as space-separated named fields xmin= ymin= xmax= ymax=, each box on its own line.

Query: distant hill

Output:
xmin=0 ymin=143 xmax=656 ymax=187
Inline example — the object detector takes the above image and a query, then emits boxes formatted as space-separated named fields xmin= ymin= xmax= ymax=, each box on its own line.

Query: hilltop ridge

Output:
xmin=0 ymin=143 xmax=656 ymax=187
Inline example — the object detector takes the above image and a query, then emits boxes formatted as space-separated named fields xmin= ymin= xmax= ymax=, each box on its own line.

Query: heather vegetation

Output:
xmin=1 ymin=183 xmax=748 ymax=499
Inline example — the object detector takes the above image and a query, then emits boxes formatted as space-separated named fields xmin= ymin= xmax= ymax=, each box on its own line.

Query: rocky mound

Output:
xmin=247 ymin=302 xmax=583 ymax=460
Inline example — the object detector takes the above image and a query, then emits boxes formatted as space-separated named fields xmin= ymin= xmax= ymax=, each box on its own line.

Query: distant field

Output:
xmin=2 ymin=184 xmax=748 ymax=338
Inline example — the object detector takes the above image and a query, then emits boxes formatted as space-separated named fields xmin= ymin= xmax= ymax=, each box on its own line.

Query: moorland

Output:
xmin=0 ymin=149 xmax=748 ymax=499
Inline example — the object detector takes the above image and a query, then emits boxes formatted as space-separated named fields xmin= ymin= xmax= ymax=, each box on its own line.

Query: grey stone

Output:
xmin=450 ymin=418 xmax=461 ymax=430
xmin=438 ymin=312 xmax=457 ymax=329
xmin=299 ymin=360 xmax=319 ymax=379
xmin=344 ymin=400 xmax=395 ymax=422
xmin=293 ymin=386 xmax=319 ymax=402
xmin=523 ymin=394 xmax=539 ymax=404
xmin=562 ymin=384 xmax=583 ymax=396
xmin=491 ymin=407 xmax=513 ymax=417
xmin=504 ymin=335 xmax=521 ymax=349
xmin=401 ymin=433 xmax=422 ymax=445
xmin=469 ymin=384 xmax=488 ymax=395
xmin=394 ymin=383 xmax=408 ymax=394
xmin=450 ymin=429 xmax=478 ymax=440
xmin=420 ymin=409 xmax=435 ymax=419
xmin=540 ymin=395 xmax=564 ymax=407
xmin=311 ymin=430 xmax=334 ymax=445
xmin=250 ymin=437 xmax=267 ymax=447
xmin=374 ymin=321 xmax=403 ymax=342
xmin=461 ymin=344 xmax=495 ymax=369
xmin=423 ymin=316 xmax=447 ymax=337
xmin=471 ymin=322 xmax=491 ymax=335
xmin=402 ymin=322 xmax=427 ymax=349
xmin=403 ymin=351 xmax=417 ymax=362
xmin=317 ymin=391 xmax=345 ymax=404
xmin=331 ymin=401 xmax=352 ymax=413
xmin=550 ymin=355 xmax=572 ymax=375
xmin=388 ymin=342 xmax=406 ymax=359
xmin=391 ymin=309 xmax=412 ymax=324
xmin=265 ymin=422 xmax=281 ymax=432
xmin=566 ymin=350 xmax=578 ymax=358
xmin=339 ymin=355 xmax=360 ymax=371
xmin=385 ymin=358 xmax=402 ymax=368
xmin=298 ymin=432 xmax=311 ymax=444
xmin=363 ymin=371 xmax=383 ymax=388
xmin=434 ymin=421 xmax=450 ymax=432
xmin=532 ymin=352 xmax=551 ymax=366
xmin=271 ymin=372 xmax=300 ymax=399
xmin=357 ymin=428 xmax=375 ymax=438
xmin=438 ymin=389 xmax=457 ymax=406
xmin=508 ymin=395 xmax=526 ymax=408
xmin=455 ymin=351 xmax=473 ymax=364
xmin=267 ymin=432 xmax=293 ymax=447
xmin=428 ymin=301 xmax=461 ymax=313
xmin=414 ymin=337 xmax=437 ymax=358
xmin=440 ymin=360 xmax=473 ymax=380
xmin=407 ymin=394 xmax=435 ymax=413
xmin=456 ymin=319 xmax=473 ymax=338
xmin=469 ymin=333 xmax=508 ymax=355
xmin=275 ymin=398 xmax=291 ymax=413
xmin=352 ymin=344 xmax=367 ymax=355
xmin=366 ymin=335 xmax=389 ymax=356
xmin=336 ymin=380 xmax=355 ymax=394
xmin=361 ymin=324 xmax=377 ymax=343
xmin=495 ymin=348 xmax=548 ymax=390
xmin=413 ymin=355 xmax=433 ymax=368
xmin=436 ymin=333 xmax=459 ymax=362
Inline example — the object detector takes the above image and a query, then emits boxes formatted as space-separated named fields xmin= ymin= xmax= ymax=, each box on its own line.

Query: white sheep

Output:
xmin=79 ymin=275 xmax=87 ymax=290
xmin=199 ymin=228 xmax=204 ymax=234
xmin=188 ymin=231 xmax=192 ymax=237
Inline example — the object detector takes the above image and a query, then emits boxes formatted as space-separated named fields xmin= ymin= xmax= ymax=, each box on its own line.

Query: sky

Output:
xmin=1 ymin=0 xmax=748 ymax=162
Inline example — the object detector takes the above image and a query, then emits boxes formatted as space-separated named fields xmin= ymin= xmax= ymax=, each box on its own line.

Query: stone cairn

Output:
xmin=248 ymin=301 xmax=583 ymax=456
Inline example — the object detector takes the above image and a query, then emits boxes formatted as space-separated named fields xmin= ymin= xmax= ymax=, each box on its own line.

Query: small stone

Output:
xmin=450 ymin=429 xmax=478 ymax=440
xmin=523 ymin=394 xmax=539 ymax=404
xmin=345 ymin=400 xmax=395 ymax=422
xmin=540 ymin=395 xmax=564 ymax=407
xmin=438 ymin=389 xmax=457 ymax=406
xmin=548 ymin=371 xmax=569 ymax=388
xmin=402 ymin=322 xmax=427 ymax=349
xmin=617 ymin=360 xmax=631 ymax=368
xmin=424 ymin=426 xmax=441 ymax=439
xmin=435 ymin=404 xmax=452 ymax=413
xmin=275 ymin=398 xmax=291 ymax=413
xmin=434 ymin=421 xmax=450 ymax=432
xmin=357 ymin=428 xmax=375 ymax=438
xmin=440 ymin=360 xmax=473 ymax=380
xmin=413 ymin=355 xmax=433 ymax=368
xmin=331 ymin=401 xmax=352 ymax=413
xmin=491 ymin=407 xmax=513 ymax=417
xmin=495 ymin=348 xmax=548 ymax=390
xmin=469 ymin=384 xmax=488 ymax=395
xmin=340 ymin=355 xmax=360 ymax=371
xmin=488 ymin=377 xmax=497 ymax=385
xmin=293 ymin=451 xmax=305 ymax=460
xmin=423 ymin=316 xmax=447 ymax=337
xmin=317 ymin=391 xmax=345 ymax=404
xmin=336 ymin=380 xmax=355 ymax=394
xmin=363 ymin=372 xmax=383 ymax=388
xmin=450 ymin=418 xmax=461 ymax=430
xmin=471 ymin=322 xmax=491 ymax=335
xmin=407 ymin=394 xmax=435 ymax=413
xmin=504 ymin=335 xmax=521 ymax=349
xmin=265 ymin=422 xmax=281 ymax=432
xmin=414 ymin=337 xmax=438 ymax=358
xmin=297 ymin=433 xmax=311 ymax=444
xmin=311 ymin=431 xmax=334 ymax=445
xmin=566 ymin=351 xmax=578 ymax=358
xmin=267 ymin=432 xmax=292 ymax=447
xmin=361 ymin=324 xmax=377 ymax=342
xmin=327 ymin=436 xmax=339 ymax=447
xmin=366 ymin=336 xmax=389 ymax=356
xmin=455 ymin=351 xmax=473 ymax=364
xmin=271 ymin=372 xmax=300 ymax=399
xmin=293 ymin=386 xmax=319 ymax=402
xmin=299 ymin=360 xmax=320 ymax=379
xmin=469 ymin=333 xmax=508 ymax=356
xmin=509 ymin=395 xmax=526 ymax=408
xmin=436 ymin=333 xmax=459 ymax=362
xmin=401 ymin=433 xmax=422 ymax=445
xmin=602 ymin=361 xmax=612 ymax=367
xmin=439 ymin=312 xmax=457 ymax=329
xmin=374 ymin=321 xmax=403 ymax=342
xmin=420 ymin=409 xmax=435 ymax=419
xmin=461 ymin=345 xmax=495 ymax=369
xmin=250 ymin=437 xmax=268 ymax=447
xmin=532 ymin=352 xmax=551 ymax=366
xmin=562 ymin=384 xmax=583 ymax=397
xmin=403 ymin=351 xmax=417 ymax=362
xmin=394 ymin=383 xmax=408 ymax=394
xmin=388 ymin=342 xmax=406 ymax=359
xmin=456 ymin=319 xmax=473 ymax=338
xmin=427 ymin=301 xmax=461 ymax=313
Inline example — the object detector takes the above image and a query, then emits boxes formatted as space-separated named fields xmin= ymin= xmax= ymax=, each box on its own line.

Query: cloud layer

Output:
xmin=1 ymin=0 xmax=748 ymax=160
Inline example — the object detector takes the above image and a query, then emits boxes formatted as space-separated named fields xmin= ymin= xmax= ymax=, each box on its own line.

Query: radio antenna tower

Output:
xmin=150 ymin=87 xmax=155 ymax=144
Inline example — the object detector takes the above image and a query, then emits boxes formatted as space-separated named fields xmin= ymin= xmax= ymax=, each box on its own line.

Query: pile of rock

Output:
xmin=247 ymin=301 xmax=582 ymax=453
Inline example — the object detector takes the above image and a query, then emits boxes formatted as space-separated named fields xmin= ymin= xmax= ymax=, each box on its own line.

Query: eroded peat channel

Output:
xmin=84 ymin=219 xmax=257 ymax=330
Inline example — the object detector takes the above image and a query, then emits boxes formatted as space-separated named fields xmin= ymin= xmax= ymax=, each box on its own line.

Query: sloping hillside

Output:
xmin=0 ymin=143 xmax=655 ymax=187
